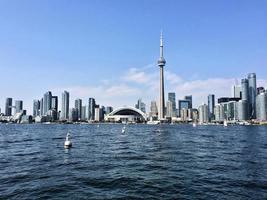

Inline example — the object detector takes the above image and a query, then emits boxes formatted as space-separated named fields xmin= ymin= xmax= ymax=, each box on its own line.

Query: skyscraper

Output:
xmin=61 ymin=91 xmax=70 ymax=120
xmin=168 ymin=92 xmax=176 ymax=117
xmin=106 ymin=106 xmax=113 ymax=115
xmin=231 ymin=85 xmax=242 ymax=98
xmin=40 ymin=98 xmax=44 ymax=116
xmin=248 ymin=73 xmax=256 ymax=119
xmin=166 ymin=100 xmax=173 ymax=118
xmin=198 ymin=104 xmax=209 ymax=124
xmin=208 ymin=94 xmax=215 ymax=121
xmin=33 ymin=100 xmax=40 ymax=117
xmin=256 ymin=91 xmax=267 ymax=121
xmin=184 ymin=95 xmax=193 ymax=109
xmin=43 ymin=91 xmax=52 ymax=115
xmin=158 ymin=31 xmax=166 ymax=120
xmin=51 ymin=96 xmax=58 ymax=112
xmin=15 ymin=100 xmax=23 ymax=114
xmin=150 ymin=101 xmax=158 ymax=118
xmin=135 ymin=98 xmax=146 ymax=113
xmin=241 ymin=78 xmax=249 ymax=119
xmin=75 ymin=99 xmax=82 ymax=120
xmin=5 ymin=98 xmax=12 ymax=116
xmin=81 ymin=106 xmax=87 ymax=121
xmin=88 ymin=98 xmax=96 ymax=121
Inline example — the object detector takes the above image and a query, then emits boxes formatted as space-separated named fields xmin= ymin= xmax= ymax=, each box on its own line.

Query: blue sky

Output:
xmin=0 ymin=0 xmax=266 ymax=113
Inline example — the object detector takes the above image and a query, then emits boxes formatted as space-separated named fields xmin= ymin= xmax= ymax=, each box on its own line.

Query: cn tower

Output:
xmin=158 ymin=31 xmax=166 ymax=120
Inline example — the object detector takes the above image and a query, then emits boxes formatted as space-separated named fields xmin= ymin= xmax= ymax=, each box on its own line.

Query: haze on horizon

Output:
xmin=0 ymin=0 xmax=266 ymax=114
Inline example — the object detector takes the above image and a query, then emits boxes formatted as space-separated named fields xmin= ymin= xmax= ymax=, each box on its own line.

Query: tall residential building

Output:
xmin=256 ymin=91 xmax=267 ymax=121
xmin=241 ymin=78 xmax=249 ymax=119
xmin=33 ymin=100 xmax=40 ymax=117
xmin=231 ymin=85 xmax=242 ymax=98
xmin=61 ymin=91 xmax=70 ymax=120
xmin=40 ymin=98 xmax=44 ymax=116
xmin=236 ymin=100 xmax=248 ymax=121
xmin=166 ymin=101 xmax=173 ymax=118
xmin=70 ymin=108 xmax=78 ymax=122
xmin=158 ymin=31 xmax=166 ymax=120
xmin=5 ymin=98 xmax=12 ymax=116
xmin=75 ymin=99 xmax=82 ymax=120
xmin=15 ymin=100 xmax=23 ymax=114
xmin=88 ymin=98 xmax=96 ymax=121
xmin=81 ymin=106 xmax=87 ymax=121
xmin=198 ymin=104 xmax=209 ymax=124
xmin=248 ymin=73 xmax=257 ymax=119
xmin=168 ymin=92 xmax=176 ymax=117
xmin=178 ymin=100 xmax=190 ymax=117
xmin=184 ymin=95 xmax=193 ymax=109
xmin=43 ymin=91 xmax=52 ymax=115
xmin=150 ymin=101 xmax=158 ymax=117
xmin=135 ymin=98 xmax=146 ymax=113
xmin=51 ymin=96 xmax=58 ymax=112
xmin=241 ymin=78 xmax=249 ymax=101
xmin=106 ymin=106 xmax=113 ymax=115
xmin=94 ymin=105 xmax=100 ymax=122
xmin=208 ymin=94 xmax=215 ymax=121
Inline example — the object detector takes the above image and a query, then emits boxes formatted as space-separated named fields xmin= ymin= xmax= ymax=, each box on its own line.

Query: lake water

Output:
xmin=0 ymin=124 xmax=267 ymax=199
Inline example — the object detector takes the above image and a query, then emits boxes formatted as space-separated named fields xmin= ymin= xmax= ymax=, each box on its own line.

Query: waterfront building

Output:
xmin=166 ymin=101 xmax=173 ymax=118
xmin=51 ymin=96 xmax=58 ymax=112
xmin=105 ymin=107 xmax=147 ymax=123
xmin=241 ymin=78 xmax=249 ymax=119
xmin=75 ymin=99 xmax=82 ymax=120
xmin=149 ymin=101 xmax=158 ymax=118
xmin=231 ymin=85 xmax=242 ymax=98
xmin=178 ymin=100 xmax=190 ymax=117
xmin=256 ymin=91 xmax=267 ymax=121
xmin=43 ymin=91 xmax=52 ymax=116
xmin=236 ymin=100 xmax=248 ymax=121
xmin=81 ymin=106 xmax=87 ymax=121
xmin=180 ymin=108 xmax=189 ymax=122
xmin=88 ymin=98 xmax=96 ymax=121
xmin=40 ymin=98 xmax=44 ymax=116
xmin=15 ymin=100 xmax=23 ymax=114
xmin=106 ymin=106 xmax=113 ymax=115
xmin=135 ymin=98 xmax=146 ymax=113
xmin=157 ymin=31 xmax=166 ymax=120
xmin=208 ymin=94 xmax=215 ymax=121
xmin=5 ymin=98 xmax=12 ymax=116
xmin=248 ymin=73 xmax=257 ymax=119
xmin=94 ymin=105 xmax=100 ymax=122
xmin=70 ymin=108 xmax=78 ymax=122
xmin=33 ymin=100 xmax=40 ymax=117
xmin=61 ymin=91 xmax=70 ymax=120
xmin=184 ymin=95 xmax=193 ymax=109
xmin=168 ymin=92 xmax=176 ymax=117
xmin=198 ymin=104 xmax=209 ymax=124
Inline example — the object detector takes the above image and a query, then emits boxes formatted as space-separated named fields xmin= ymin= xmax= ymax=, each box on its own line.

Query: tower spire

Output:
xmin=157 ymin=31 xmax=166 ymax=120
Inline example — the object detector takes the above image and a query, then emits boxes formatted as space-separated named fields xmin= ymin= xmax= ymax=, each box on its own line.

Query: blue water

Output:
xmin=0 ymin=124 xmax=267 ymax=199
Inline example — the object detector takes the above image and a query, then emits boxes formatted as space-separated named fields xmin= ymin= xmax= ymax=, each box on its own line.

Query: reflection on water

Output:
xmin=0 ymin=124 xmax=267 ymax=199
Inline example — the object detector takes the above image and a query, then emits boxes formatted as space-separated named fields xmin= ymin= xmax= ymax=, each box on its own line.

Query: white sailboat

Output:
xmin=223 ymin=120 xmax=228 ymax=127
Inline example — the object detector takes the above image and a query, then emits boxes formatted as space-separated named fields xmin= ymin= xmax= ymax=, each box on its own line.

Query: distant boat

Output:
xmin=64 ymin=132 xmax=72 ymax=148
xmin=223 ymin=120 xmax=228 ymax=127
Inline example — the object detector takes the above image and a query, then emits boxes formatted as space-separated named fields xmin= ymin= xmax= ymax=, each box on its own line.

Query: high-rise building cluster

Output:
xmin=0 ymin=90 xmax=113 ymax=123
xmin=0 ymin=33 xmax=266 ymax=124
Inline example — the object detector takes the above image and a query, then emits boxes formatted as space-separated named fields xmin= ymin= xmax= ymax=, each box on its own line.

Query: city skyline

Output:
xmin=0 ymin=0 xmax=267 ymax=112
